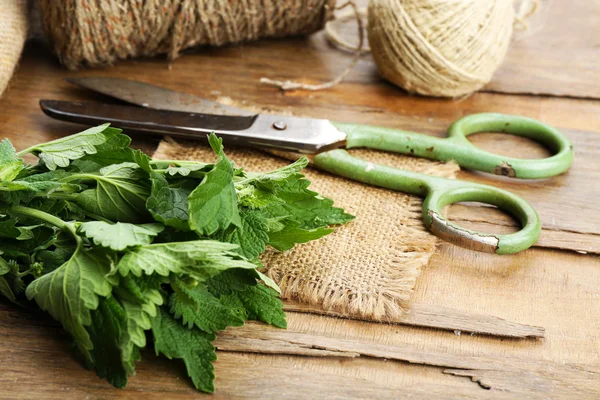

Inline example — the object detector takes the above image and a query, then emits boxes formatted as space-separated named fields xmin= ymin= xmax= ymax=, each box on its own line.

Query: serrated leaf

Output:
xmin=151 ymin=308 xmax=217 ymax=393
xmin=75 ymin=162 xmax=151 ymax=223
xmin=156 ymin=160 xmax=211 ymax=178
xmin=188 ymin=134 xmax=240 ymax=236
xmin=80 ymin=133 xmax=153 ymax=173
xmin=238 ymin=157 xmax=308 ymax=189
xmin=267 ymin=224 xmax=333 ymax=251
xmin=261 ymin=175 xmax=354 ymax=229
xmin=211 ymin=210 xmax=269 ymax=260
xmin=87 ymin=296 xmax=131 ymax=388
xmin=0 ymin=174 xmax=77 ymax=205
xmin=0 ymin=139 xmax=24 ymax=182
xmin=116 ymin=241 xmax=256 ymax=280
xmin=25 ymin=248 xmax=117 ymax=361
xmin=0 ymin=218 xmax=32 ymax=240
xmin=26 ymin=124 xmax=117 ymax=170
xmin=146 ymin=172 xmax=194 ymax=230
xmin=169 ymin=280 xmax=243 ymax=333
xmin=78 ymin=221 xmax=164 ymax=251
xmin=207 ymin=270 xmax=286 ymax=328
xmin=113 ymin=276 xmax=164 ymax=375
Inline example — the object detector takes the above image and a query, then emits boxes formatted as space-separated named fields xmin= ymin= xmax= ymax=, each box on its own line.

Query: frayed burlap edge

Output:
xmin=153 ymin=138 xmax=459 ymax=321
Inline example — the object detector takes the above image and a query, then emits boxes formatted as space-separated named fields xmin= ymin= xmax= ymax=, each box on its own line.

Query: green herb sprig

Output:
xmin=0 ymin=124 xmax=353 ymax=392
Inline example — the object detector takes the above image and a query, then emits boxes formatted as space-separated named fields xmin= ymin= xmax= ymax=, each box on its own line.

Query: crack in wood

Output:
xmin=215 ymin=323 xmax=600 ymax=397
xmin=284 ymin=301 xmax=546 ymax=339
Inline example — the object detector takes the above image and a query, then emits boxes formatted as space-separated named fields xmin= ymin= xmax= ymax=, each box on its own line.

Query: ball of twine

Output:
xmin=39 ymin=0 xmax=336 ymax=70
xmin=264 ymin=0 xmax=540 ymax=97
xmin=367 ymin=0 xmax=515 ymax=97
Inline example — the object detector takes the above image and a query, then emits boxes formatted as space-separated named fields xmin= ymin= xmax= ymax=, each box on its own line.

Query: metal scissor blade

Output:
xmin=66 ymin=77 xmax=255 ymax=117
xmin=40 ymin=100 xmax=347 ymax=154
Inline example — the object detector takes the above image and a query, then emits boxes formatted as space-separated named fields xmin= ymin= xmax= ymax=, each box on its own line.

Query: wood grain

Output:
xmin=485 ymin=1 xmax=600 ymax=98
xmin=7 ymin=36 xmax=599 ymax=253
xmin=284 ymin=301 xmax=545 ymax=339
xmin=213 ymin=321 xmax=599 ymax=397
xmin=1 ymin=5 xmax=599 ymax=396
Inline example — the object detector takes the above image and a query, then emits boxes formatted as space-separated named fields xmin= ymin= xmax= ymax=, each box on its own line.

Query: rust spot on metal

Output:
xmin=493 ymin=162 xmax=516 ymax=177
xmin=428 ymin=211 xmax=499 ymax=253
xmin=426 ymin=146 xmax=434 ymax=152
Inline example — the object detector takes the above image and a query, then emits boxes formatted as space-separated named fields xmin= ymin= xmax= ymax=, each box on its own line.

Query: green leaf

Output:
xmin=211 ymin=209 xmax=269 ymax=260
xmin=0 ymin=276 xmax=17 ymax=303
xmin=207 ymin=270 xmax=286 ymax=328
xmin=151 ymin=308 xmax=217 ymax=393
xmin=156 ymin=160 xmax=211 ymax=178
xmin=238 ymin=157 xmax=308 ymax=189
xmin=35 ymin=245 xmax=76 ymax=275
xmin=113 ymin=276 xmax=164 ymax=375
xmin=0 ymin=139 xmax=24 ymax=182
xmin=169 ymin=280 xmax=243 ymax=333
xmin=146 ymin=172 xmax=194 ymax=230
xmin=25 ymin=248 xmax=117 ymax=361
xmin=0 ymin=173 xmax=77 ymax=205
xmin=0 ymin=255 xmax=10 ymax=275
xmin=79 ymin=132 xmax=153 ymax=173
xmin=0 ymin=218 xmax=43 ymax=240
xmin=188 ymin=134 xmax=240 ymax=236
xmin=0 ymin=225 xmax=58 ymax=261
xmin=116 ymin=241 xmax=256 ymax=280
xmin=78 ymin=221 xmax=164 ymax=251
xmin=261 ymin=175 xmax=354 ymax=229
xmin=254 ymin=270 xmax=281 ymax=295
xmin=267 ymin=224 xmax=333 ymax=251
xmin=75 ymin=162 xmax=151 ymax=223
xmin=24 ymin=124 xmax=118 ymax=170
xmin=87 ymin=296 xmax=131 ymax=388
xmin=0 ymin=256 xmax=17 ymax=303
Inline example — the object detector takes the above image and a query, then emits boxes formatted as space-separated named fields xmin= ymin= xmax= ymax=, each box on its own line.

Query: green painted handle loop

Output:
xmin=332 ymin=113 xmax=573 ymax=179
xmin=313 ymin=149 xmax=541 ymax=255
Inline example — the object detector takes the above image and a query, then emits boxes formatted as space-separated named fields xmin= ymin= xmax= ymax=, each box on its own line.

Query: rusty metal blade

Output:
xmin=40 ymin=100 xmax=347 ymax=154
xmin=66 ymin=77 xmax=255 ymax=117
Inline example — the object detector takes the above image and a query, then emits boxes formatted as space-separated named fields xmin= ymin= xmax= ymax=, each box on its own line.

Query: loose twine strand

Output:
xmin=259 ymin=1 xmax=364 ymax=91
xmin=261 ymin=0 xmax=541 ymax=93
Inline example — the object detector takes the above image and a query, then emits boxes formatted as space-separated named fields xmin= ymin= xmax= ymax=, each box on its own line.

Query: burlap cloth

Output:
xmin=154 ymin=140 xmax=459 ymax=320
xmin=0 ymin=0 xmax=28 ymax=98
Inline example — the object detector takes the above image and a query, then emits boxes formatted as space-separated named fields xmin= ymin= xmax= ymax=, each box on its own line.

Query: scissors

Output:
xmin=40 ymin=77 xmax=574 ymax=255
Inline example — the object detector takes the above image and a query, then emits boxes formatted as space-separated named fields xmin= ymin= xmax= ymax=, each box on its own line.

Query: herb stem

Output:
xmin=16 ymin=147 xmax=37 ymax=157
xmin=150 ymin=160 xmax=209 ymax=167
xmin=8 ymin=205 xmax=81 ymax=245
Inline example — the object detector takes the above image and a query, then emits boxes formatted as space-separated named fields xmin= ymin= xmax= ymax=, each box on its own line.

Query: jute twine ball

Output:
xmin=367 ymin=0 xmax=515 ymax=97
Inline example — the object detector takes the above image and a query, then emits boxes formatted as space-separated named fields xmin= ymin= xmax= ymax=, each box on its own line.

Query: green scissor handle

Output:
xmin=313 ymin=150 xmax=540 ymax=255
xmin=332 ymin=113 xmax=573 ymax=179
xmin=312 ymin=114 xmax=573 ymax=254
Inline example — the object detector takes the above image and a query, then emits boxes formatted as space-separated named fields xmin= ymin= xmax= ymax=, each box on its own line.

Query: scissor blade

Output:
xmin=40 ymin=100 xmax=347 ymax=154
xmin=66 ymin=77 xmax=255 ymax=117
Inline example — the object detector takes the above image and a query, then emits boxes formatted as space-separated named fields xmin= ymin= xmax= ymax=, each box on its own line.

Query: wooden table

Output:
xmin=1 ymin=3 xmax=599 ymax=398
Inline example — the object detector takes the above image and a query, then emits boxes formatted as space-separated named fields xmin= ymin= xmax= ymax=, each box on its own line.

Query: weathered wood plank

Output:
xmin=284 ymin=302 xmax=545 ymax=339
xmin=485 ymin=2 xmax=600 ymax=98
xmin=214 ymin=322 xmax=600 ymax=397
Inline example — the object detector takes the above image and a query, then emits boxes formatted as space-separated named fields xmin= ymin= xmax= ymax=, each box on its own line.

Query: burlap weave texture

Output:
xmin=154 ymin=140 xmax=459 ymax=320
xmin=0 ymin=0 xmax=28 ymax=98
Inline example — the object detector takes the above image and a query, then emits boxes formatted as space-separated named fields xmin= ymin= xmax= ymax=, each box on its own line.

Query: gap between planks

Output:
xmin=283 ymin=301 xmax=545 ymax=339
xmin=214 ymin=322 xmax=600 ymax=398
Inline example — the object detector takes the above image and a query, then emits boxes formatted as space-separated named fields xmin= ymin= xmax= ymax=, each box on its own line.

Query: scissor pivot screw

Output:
xmin=272 ymin=121 xmax=287 ymax=130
